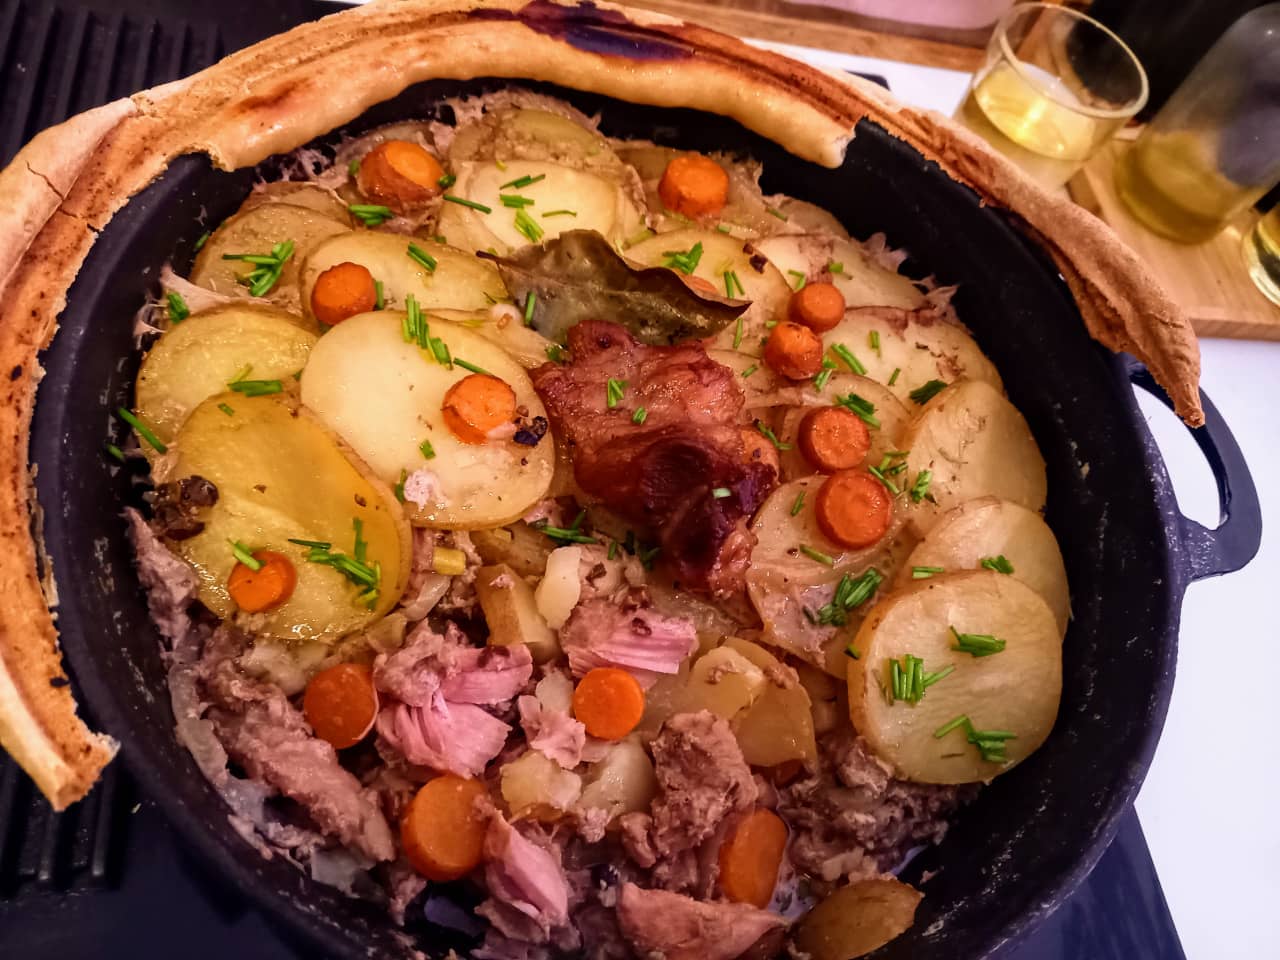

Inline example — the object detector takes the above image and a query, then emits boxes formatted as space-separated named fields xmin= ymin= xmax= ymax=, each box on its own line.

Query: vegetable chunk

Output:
xmin=795 ymin=877 xmax=923 ymax=960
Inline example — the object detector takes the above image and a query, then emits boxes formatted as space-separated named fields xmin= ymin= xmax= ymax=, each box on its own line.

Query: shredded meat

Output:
xmin=531 ymin=321 xmax=775 ymax=594
xmin=616 ymin=884 xmax=786 ymax=960
xmin=778 ymin=729 xmax=971 ymax=882
xmin=126 ymin=508 xmax=200 ymax=651
xmin=559 ymin=598 xmax=697 ymax=689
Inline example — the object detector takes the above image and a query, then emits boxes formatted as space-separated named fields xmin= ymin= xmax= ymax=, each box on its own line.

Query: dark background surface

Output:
xmin=0 ymin=1 xmax=1186 ymax=957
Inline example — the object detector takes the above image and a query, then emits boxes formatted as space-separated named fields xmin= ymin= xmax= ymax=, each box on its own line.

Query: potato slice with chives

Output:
xmin=900 ymin=497 xmax=1069 ymax=634
xmin=135 ymin=304 xmax=317 ymax=452
xmin=299 ymin=311 xmax=554 ymax=529
xmin=753 ymin=233 xmax=926 ymax=310
xmin=299 ymin=232 xmax=507 ymax=323
xmin=847 ymin=570 xmax=1061 ymax=784
xmin=901 ymin=380 xmax=1047 ymax=537
xmin=169 ymin=393 xmax=410 ymax=642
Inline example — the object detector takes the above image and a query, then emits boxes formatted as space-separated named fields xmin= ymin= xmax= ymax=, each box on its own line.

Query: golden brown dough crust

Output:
xmin=0 ymin=0 xmax=1200 ymax=809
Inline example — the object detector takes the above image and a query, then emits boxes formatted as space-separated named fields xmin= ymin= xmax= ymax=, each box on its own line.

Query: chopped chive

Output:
xmin=228 ymin=363 xmax=252 ymax=385
xmin=909 ymin=379 xmax=947 ymax=405
xmin=632 ymin=407 xmax=648 ymax=425
xmin=419 ymin=439 xmax=436 ymax=460
xmin=500 ymin=194 xmax=535 ymax=208
xmin=741 ymin=364 xmax=758 ymax=378
xmin=888 ymin=367 xmax=901 ymax=386
xmin=724 ymin=270 xmax=744 ymax=299
xmin=831 ymin=343 xmax=866 ymax=376
xmin=827 ymin=261 xmax=844 ymax=274
xmin=546 ymin=343 xmax=565 ymax=364
xmin=430 ymin=337 xmax=452 ymax=366
xmin=374 ymin=279 xmax=384 ymax=310
xmin=104 ymin=443 xmax=125 ymax=463
xmin=813 ymin=367 xmax=834 ymax=392
xmin=787 ymin=269 xmax=806 ymax=290
xmin=868 ymin=464 xmax=900 ymax=495
xmin=716 ymin=224 xmax=732 ymax=234
xmin=437 ymin=172 xmax=456 ymax=188
xmin=352 ymin=517 xmax=368 ymax=563
xmin=393 ymin=469 xmax=407 ymax=504
xmin=981 ymin=554 xmax=1015 ymax=574
xmin=228 ymin=379 xmax=283 ymax=397
xmin=764 ymin=319 xmax=779 ymax=329
xmin=453 ymin=358 xmax=491 ymax=376
xmin=639 ymin=545 xmax=661 ymax=570
xmin=922 ymin=664 xmax=955 ymax=688
xmin=443 ymin=195 xmax=492 ymax=214
xmin=844 ymin=644 xmax=860 ymax=660
xmin=790 ymin=491 xmax=806 ymax=516
xmin=221 ymin=240 xmax=294 ymax=297
xmin=868 ymin=330 xmax=881 ymax=356
xmin=662 ymin=242 xmax=703 ymax=275
xmin=193 ymin=230 xmax=210 ymax=252
xmin=514 ymin=207 xmax=544 ymax=243
xmin=834 ymin=392 xmax=880 ymax=429
xmin=909 ymin=469 xmax=933 ymax=504
xmin=531 ymin=520 xmax=598 ymax=545
xmin=116 ymin=408 xmax=167 ymax=453
xmin=350 ymin=203 xmax=394 ymax=227
xmin=606 ymin=378 xmax=627 ymax=409
xmin=217 ymin=402 xmax=235 ymax=417
xmin=799 ymin=545 xmax=834 ymax=566
xmin=500 ymin=173 xmax=546 ymax=190
xmin=229 ymin=540 xmax=262 ymax=571
xmin=607 ymin=540 xmax=619 ymax=561
xmin=542 ymin=209 xmax=577 ymax=218
xmin=754 ymin=420 xmax=792 ymax=451
xmin=912 ymin=565 xmax=944 ymax=579
xmin=407 ymin=243 xmax=438 ymax=272
xmin=711 ymin=487 xmax=731 ymax=499
xmin=288 ymin=538 xmax=332 ymax=549
xmin=732 ymin=315 xmax=744 ymax=350
xmin=349 ymin=159 xmax=362 ymax=177
xmin=950 ymin=627 xmax=1007 ymax=657
xmin=166 ymin=291 xmax=190 ymax=322
xmin=523 ymin=291 xmax=537 ymax=326
xmin=766 ymin=207 xmax=788 ymax=221
xmin=934 ymin=715 xmax=971 ymax=739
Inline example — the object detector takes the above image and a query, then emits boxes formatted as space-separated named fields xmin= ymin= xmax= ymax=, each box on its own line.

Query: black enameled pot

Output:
xmin=30 ymin=78 xmax=1261 ymax=959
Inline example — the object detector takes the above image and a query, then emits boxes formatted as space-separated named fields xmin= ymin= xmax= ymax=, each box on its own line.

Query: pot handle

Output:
xmin=1129 ymin=365 xmax=1261 ymax=581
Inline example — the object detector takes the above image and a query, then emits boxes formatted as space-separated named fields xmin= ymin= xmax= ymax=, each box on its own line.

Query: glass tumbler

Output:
xmin=955 ymin=2 xmax=1148 ymax=188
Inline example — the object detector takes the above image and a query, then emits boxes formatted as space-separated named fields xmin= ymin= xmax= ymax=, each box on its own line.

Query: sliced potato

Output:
xmin=825 ymin=309 xmax=1002 ymax=405
xmin=436 ymin=160 xmax=643 ymax=255
xmin=300 ymin=311 xmax=555 ymax=528
xmin=725 ymin=638 xmax=817 ymax=768
xmin=773 ymin=375 xmax=912 ymax=481
xmin=169 ymin=393 xmax=409 ymax=642
xmin=754 ymin=234 xmax=926 ymax=310
xmin=451 ymin=108 xmax=621 ymax=174
xmin=624 ymin=230 xmax=790 ymax=355
xmin=239 ymin=182 xmax=351 ymax=222
xmin=795 ymin=878 xmax=923 ymax=960
xmin=578 ymin=736 xmax=658 ymax=822
xmin=902 ymin=380 xmax=1047 ymax=537
xmin=299 ymin=232 xmax=507 ymax=322
xmin=675 ymin=646 xmax=769 ymax=720
xmin=900 ymin=497 xmax=1069 ymax=633
xmin=501 ymin=750 xmax=582 ymax=820
xmin=847 ymin=570 xmax=1061 ymax=784
xmin=190 ymin=203 xmax=349 ymax=311
xmin=475 ymin=563 xmax=559 ymax=663
xmin=135 ymin=305 xmax=317 ymax=450
xmin=428 ymin=305 xmax=555 ymax=370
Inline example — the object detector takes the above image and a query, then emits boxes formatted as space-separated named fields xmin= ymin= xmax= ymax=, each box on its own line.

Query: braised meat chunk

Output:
xmin=531 ymin=321 xmax=776 ymax=594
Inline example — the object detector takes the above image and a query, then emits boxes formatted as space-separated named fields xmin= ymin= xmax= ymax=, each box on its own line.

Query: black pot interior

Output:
xmin=32 ymin=77 xmax=1182 ymax=960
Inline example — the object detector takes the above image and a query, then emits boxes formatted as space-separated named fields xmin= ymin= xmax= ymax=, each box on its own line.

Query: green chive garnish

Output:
xmin=500 ymin=194 xmax=535 ymax=208
xmin=606 ymin=378 xmax=627 ymax=409
xmin=217 ymin=402 xmax=235 ymax=417
xmin=221 ymin=240 xmax=294 ymax=297
xmin=799 ymin=545 xmax=834 ymax=566
xmin=408 ymin=243 xmax=438 ymax=272
xmin=950 ymin=627 xmax=1007 ymax=657
xmin=888 ymin=367 xmax=901 ymax=386
xmin=437 ymin=172 xmax=456 ymax=188
xmin=632 ymin=407 xmax=648 ymax=425
xmin=350 ymin=204 xmax=393 ymax=227
xmin=104 ymin=443 xmax=125 ymax=463
xmin=349 ymin=159 xmax=362 ymax=177
xmin=374 ymin=279 xmax=384 ymax=310
xmin=912 ymin=565 xmax=944 ymax=579
xmin=228 ymin=379 xmax=283 ymax=397
xmin=453 ymin=358 xmax=490 ymax=376
xmin=754 ymin=420 xmax=791 ymax=451
xmin=827 ymin=261 xmax=844 ymax=274
xmin=193 ymin=231 xmax=210 ymax=252
xmin=711 ymin=487 xmax=731 ymax=499
xmin=546 ymin=344 xmax=565 ymax=364
xmin=514 ymin=208 xmax=544 ymax=243
xmin=116 ymin=408 xmax=167 ymax=453
xmin=229 ymin=540 xmax=262 ymax=571
xmin=909 ymin=379 xmax=947 ymax=405
xmin=868 ymin=330 xmax=881 ymax=356
xmin=732 ymin=315 xmax=744 ymax=350
xmin=167 ymin=291 xmax=190 ymax=322
xmin=790 ymin=491 xmax=806 ymax=516
xmin=500 ymin=173 xmax=546 ymax=190
xmin=766 ymin=207 xmax=788 ymax=221
xmin=443 ymin=195 xmax=492 ymax=214
xmin=662 ymin=242 xmax=703 ymax=275
xmin=288 ymin=538 xmax=332 ymax=549
xmin=724 ymin=270 xmax=744 ymax=299
xmin=524 ymin=292 xmax=537 ymax=326
xmin=831 ymin=344 xmax=866 ymax=376
xmin=741 ymin=364 xmax=758 ymax=378
xmin=981 ymin=555 xmax=1015 ymax=574
xmin=420 ymin=439 xmax=436 ymax=460
xmin=787 ymin=269 xmax=806 ymax=290
xmin=835 ymin=392 xmax=880 ymax=428
xmin=542 ymin=209 xmax=577 ymax=218
xmin=909 ymin=469 xmax=933 ymax=504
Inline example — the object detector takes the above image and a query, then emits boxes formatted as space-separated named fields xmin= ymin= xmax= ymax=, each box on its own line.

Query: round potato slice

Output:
xmin=753 ymin=234 xmax=926 ymax=310
xmin=624 ymin=229 xmax=790 ymax=355
xmin=824 ymin=308 xmax=1002 ymax=406
xmin=135 ymin=305 xmax=317 ymax=450
xmin=899 ymin=497 xmax=1069 ymax=634
xmin=300 ymin=311 xmax=554 ymax=529
xmin=436 ymin=159 xmax=643 ymax=256
xmin=169 ymin=393 xmax=410 ymax=642
xmin=847 ymin=570 xmax=1062 ymax=784
xmin=428 ymin=305 xmax=555 ymax=370
xmin=902 ymin=380 xmax=1047 ymax=537
xmin=795 ymin=877 xmax=923 ymax=960
xmin=190 ymin=202 xmax=349 ymax=312
xmin=299 ymin=232 xmax=507 ymax=322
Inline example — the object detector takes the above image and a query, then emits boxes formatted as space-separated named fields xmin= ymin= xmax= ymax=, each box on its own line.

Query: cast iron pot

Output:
xmin=30 ymin=77 xmax=1261 ymax=959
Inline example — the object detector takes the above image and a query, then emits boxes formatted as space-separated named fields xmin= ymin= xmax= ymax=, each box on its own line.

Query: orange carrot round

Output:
xmin=658 ymin=154 xmax=730 ymax=218
xmin=401 ymin=775 xmax=489 ymax=881
xmin=442 ymin=373 xmax=517 ymax=444
xmin=303 ymin=662 xmax=379 ymax=750
xmin=718 ymin=808 xmax=788 ymax=908
xmin=572 ymin=668 xmax=645 ymax=741
xmin=227 ymin=549 xmax=296 ymax=613
xmin=787 ymin=282 xmax=845 ymax=333
xmin=799 ymin=406 xmax=871 ymax=473
xmin=356 ymin=140 xmax=445 ymax=210
xmin=741 ymin=426 xmax=781 ymax=476
xmin=311 ymin=261 xmax=377 ymax=326
xmin=763 ymin=321 xmax=825 ymax=380
xmin=814 ymin=470 xmax=893 ymax=549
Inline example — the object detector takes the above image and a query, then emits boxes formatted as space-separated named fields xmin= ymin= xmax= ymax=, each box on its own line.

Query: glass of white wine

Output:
xmin=956 ymin=2 xmax=1148 ymax=189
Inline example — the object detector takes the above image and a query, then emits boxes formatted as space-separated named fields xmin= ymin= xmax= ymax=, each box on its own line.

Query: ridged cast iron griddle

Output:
xmin=0 ymin=1 xmax=1185 ymax=957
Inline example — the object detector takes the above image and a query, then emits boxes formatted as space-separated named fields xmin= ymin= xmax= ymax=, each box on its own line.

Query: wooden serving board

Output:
xmin=1068 ymin=139 xmax=1280 ymax=342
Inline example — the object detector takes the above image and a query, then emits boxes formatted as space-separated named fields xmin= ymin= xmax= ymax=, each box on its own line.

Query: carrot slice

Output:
xmin=763 ymin=321 xmax=825 ymax=380
xmin=787 ymin=282 xmax=845 ymax=333
xmin=401 ymin=775 xmax=489 ymax=881
xmin=311 ymin=261 xmax=377 ymax=326
xmin=658 ymin=154 xmax=730 ymax=218
xmin=302 ymin=662 xmax=379 ymax=750
xmin=719 ymin=808 xmax=788 ymax=908
xmin=572 ymin=668 xmax=645 ymax=740
xmin=814 ymin=470 xmax=893 ymax=549
xmin=442 ymin=373 xmax=517 ymax=445
xmin=356 ymin=140 xmax=445 ymax=210
xmin=741 ymin=426 xmax=781 ymax=476
xmin=227 ymin=549 xmax=296 ymax=613
xmin=799 ymin=406 xmax=871 ymax=473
